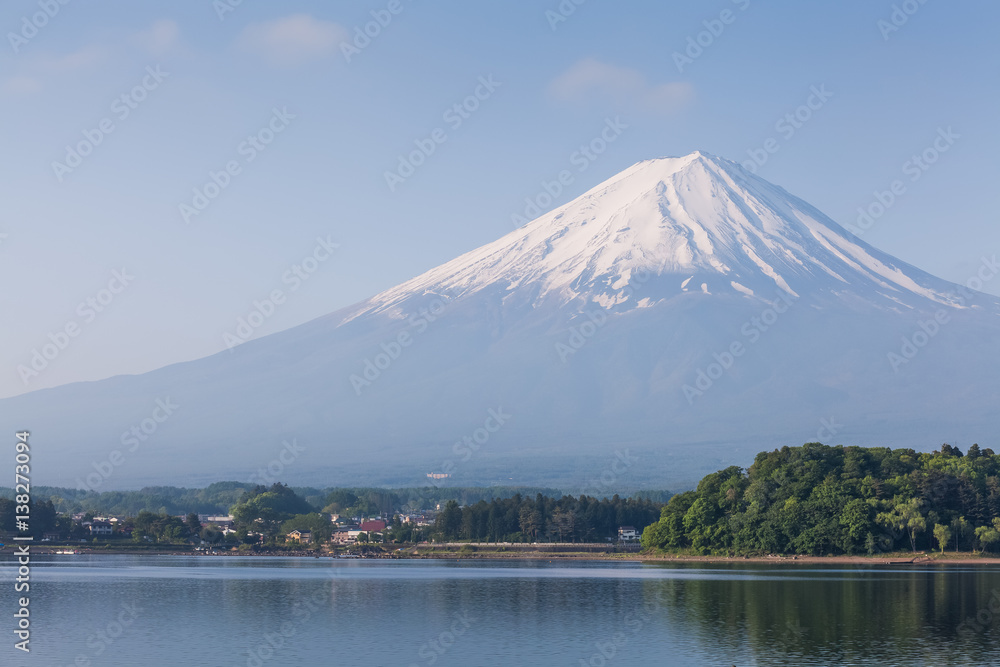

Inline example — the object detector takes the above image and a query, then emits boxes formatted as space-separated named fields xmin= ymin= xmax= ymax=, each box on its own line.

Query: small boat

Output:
xmin=885 ymin=556 xmax=929 ymax=565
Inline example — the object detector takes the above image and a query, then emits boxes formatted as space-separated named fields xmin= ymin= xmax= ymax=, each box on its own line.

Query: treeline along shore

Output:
xmin=3 ymin=443 xmax=1000 ymax=560
xmin=642 ymin=442 xmax=1000 ymax=556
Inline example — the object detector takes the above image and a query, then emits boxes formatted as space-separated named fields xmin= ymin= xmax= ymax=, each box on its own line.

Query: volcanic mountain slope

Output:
xmin=5 ymin=152 xmax=999 ymax=490
xmin=349 ymin=151 xmax=965 ymax=316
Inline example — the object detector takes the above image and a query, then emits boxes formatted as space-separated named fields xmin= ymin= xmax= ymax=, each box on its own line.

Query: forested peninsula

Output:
xmin=642 ymin=442 xmax=1000 ymax=556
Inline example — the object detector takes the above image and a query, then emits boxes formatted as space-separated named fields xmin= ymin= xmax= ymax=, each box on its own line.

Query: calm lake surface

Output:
xmin=2 ymin=555 xmax=999 ymax=666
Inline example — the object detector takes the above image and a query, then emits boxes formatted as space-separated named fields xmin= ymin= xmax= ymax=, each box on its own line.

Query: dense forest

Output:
xmin=642 ymin=443 xmax=1000 ymax=555
xmin=0 ymin=482 xmax=254 ymax=517
xmin=429 ymin=493 xmax=662 ymax=542
xmin=0 ymin=483 xmax=582 ymax=517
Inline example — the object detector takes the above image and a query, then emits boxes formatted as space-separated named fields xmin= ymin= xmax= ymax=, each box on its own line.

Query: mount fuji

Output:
xmin=6 ymin=151 xmax=999 ymax=491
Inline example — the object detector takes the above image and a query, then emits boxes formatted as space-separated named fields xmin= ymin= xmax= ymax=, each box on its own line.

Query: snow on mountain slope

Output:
xmin=3 ymin=151 xmax=998 ymax=490
xmin=344 ymin=151 xmax=967 ymax=325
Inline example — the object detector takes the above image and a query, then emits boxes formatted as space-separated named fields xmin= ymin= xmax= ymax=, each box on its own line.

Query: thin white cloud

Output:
xmin=549 ymin=58 xmax=694 ymax=114
xmin=0 ymin=44 xmax=106 ymax=96
xmin=1 ymin=22 xmax=174 ymax=92
xmin=2 ymin=76 xmax=42 ymax=96
xmin=34 ymin=45 xmax=107 ymax=73
xmin=132 ymin=19 xmax=179 ymax=57
xmin=238 ymin=14 xmax=348 ymax=67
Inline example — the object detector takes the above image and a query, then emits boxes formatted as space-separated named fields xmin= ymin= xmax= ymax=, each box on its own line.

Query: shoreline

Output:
xmin=6 ymin=545 xmax=1000 ymax=564
xmin=634 ymin=553 xmax=1000 ymax=565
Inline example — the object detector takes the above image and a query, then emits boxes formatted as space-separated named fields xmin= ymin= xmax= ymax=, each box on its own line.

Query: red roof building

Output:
xmin=359 ymin=520 xmax=387 ymax=532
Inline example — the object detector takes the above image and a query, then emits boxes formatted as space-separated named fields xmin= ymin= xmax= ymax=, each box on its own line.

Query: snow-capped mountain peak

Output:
xmin=353 ymin=151 xmax=959 ymax=320
xmin=5 ymin=151 xmax=999 ymax=490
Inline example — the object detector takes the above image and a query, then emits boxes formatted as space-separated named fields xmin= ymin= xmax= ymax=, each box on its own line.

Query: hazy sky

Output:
xmin=2 ymin=0 xmax=997 ymax=398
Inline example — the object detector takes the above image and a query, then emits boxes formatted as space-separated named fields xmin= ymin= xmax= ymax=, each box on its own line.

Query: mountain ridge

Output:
xmin=343 ymin=151 xmax=972 ymax=329
xmin=4 ymin=151 xmax=998 ymax=490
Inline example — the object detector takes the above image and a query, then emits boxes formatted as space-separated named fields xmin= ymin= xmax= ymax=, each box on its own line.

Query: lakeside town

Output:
xmin=2 ymin=511 xmax=426 ymax=552
xmin=0 ymin=487 xmax=653 ymax=557
xmin=0 ymin=510 xmax=645 ymax=558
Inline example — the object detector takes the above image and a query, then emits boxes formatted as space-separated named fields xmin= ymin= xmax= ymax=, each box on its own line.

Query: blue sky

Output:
xmin=2 ymin=0 xmax=998 ymax=398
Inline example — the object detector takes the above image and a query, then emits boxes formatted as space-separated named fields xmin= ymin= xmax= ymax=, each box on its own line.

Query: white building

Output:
xmin=618 ymin=526 xmax=638 ymax=541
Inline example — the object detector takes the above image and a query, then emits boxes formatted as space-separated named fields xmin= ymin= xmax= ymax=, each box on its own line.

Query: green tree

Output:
xmin=951 ymin=516 xmax=970 ymax=552
xmin=322 ymin=490 xmax=359 ymax=515
xmin=839 ymin=499 xmax=874 ymax=553
xmin=436 ymin=500 xmax=462 ymax=539
xmin=932 ymin=523 xmax=951 ymax=553
xmin=230 ymin=484 xmax=314 ymax=538
xmin=877 ymin=499 xmax=925 ymax=552
xmin=0 ymin=498 xmax=15 ymax=531
xmin=683 ymin=497 xmax=721 ymax=552
xmin=974 ymin=525 xmax=1000 ymax=553
xmin=548 ymin=508 xmax=575 ymax=541
xmin=518 ymin=506 xmax=541 ymax=541
xmin=200 ymin=525 xmax=224 ymax=544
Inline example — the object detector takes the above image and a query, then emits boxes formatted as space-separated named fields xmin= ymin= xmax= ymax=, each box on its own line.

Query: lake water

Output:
xmin=2 ymin=555 xmax=999 ymax=666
